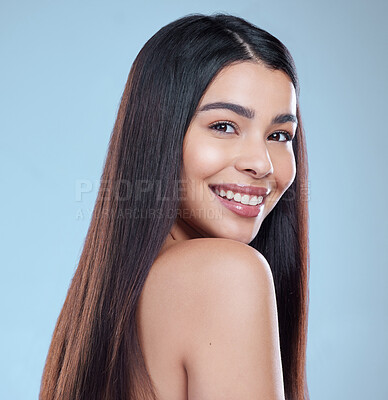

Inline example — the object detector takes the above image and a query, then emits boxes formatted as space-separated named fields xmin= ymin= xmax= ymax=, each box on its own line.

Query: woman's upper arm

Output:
xmin=176 ymin=238 xmax=285 ymax=400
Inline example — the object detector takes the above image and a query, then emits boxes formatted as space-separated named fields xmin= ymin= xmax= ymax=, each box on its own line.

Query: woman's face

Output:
xmin=177 ymin=61 xmax=297 ymax=244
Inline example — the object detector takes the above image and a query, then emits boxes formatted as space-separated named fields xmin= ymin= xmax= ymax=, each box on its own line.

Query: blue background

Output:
xmin=1 ymin=0 xmax=387 ymax=398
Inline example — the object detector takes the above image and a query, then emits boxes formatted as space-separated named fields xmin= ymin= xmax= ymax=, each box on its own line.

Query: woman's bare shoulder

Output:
xmin=156 ymin=237 xmax=271 ymax=274
xmin=148 ymin=238 xmax=283 ymax=399
xmin=150 ymin=237 xmax=275 ymax=312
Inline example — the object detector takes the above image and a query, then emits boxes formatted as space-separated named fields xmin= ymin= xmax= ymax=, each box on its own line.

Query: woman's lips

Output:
xmin=209 ymin=185 xmax=265 ymax=218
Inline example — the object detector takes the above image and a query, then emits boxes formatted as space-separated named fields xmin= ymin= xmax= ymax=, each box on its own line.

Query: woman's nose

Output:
xmin=234 ymin=139 xmax=273 ymax=179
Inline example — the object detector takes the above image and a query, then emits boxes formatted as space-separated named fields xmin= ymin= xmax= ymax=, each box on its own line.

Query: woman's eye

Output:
xmin=209 ymin=121 xmax=237 ymax=134
xmin=268 ymin=131 xmax=293 ymax=142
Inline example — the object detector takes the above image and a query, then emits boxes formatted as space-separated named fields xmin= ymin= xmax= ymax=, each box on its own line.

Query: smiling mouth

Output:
xmin=208 ymin=185 xmax=265 ymax=218
xmin=209 ymin=184 xmax=268 ymax=207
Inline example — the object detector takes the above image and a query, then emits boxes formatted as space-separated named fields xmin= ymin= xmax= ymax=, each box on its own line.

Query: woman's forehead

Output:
xmin=198 ymin=62 xmax=296 ymax=115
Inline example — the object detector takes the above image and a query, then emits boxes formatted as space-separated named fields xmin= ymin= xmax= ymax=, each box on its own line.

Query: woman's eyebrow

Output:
xmin=197 ymin=101 xmax=298 ymax=126
xmin=198 ymin=102 xmax=255 ymax=119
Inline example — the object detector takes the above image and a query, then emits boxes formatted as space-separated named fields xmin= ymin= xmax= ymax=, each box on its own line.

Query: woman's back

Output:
xmin=136 ymin=237 xmax=285 ymax=400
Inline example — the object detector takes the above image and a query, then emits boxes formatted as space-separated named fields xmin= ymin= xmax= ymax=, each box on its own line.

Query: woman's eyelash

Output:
xmin=208 ymin=120 xmax=238 ymax=133
xmin=209 ymin=121 xmax=294 ymax=142
xmin=268 ymin=131 xmax=294 ymax=142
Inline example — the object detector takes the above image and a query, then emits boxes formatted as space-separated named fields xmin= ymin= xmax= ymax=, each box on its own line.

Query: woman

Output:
xmin=40 ymin=13 xmax=310 ymax=400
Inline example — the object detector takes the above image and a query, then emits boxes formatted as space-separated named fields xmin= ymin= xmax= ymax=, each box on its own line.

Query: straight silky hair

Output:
xmin=40 ymin=13 xmax=309 ymax=400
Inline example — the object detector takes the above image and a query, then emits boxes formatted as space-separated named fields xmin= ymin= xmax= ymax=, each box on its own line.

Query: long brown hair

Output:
xmin=40 ymin=13 xmax=309 ymax=400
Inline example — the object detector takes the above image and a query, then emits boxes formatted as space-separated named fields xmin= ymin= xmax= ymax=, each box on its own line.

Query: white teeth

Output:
xmin=226 ymin=190 xmax=234 ymax=199
xmin=233 ymin=193 xmax=242 ymax=202
xmin=241 ymin=194 xmax=250 ymax=205
xmin=212 ymin=186 xmax=264 ymax=206
xmin=249 ymin=195 xmax=258 ymax=205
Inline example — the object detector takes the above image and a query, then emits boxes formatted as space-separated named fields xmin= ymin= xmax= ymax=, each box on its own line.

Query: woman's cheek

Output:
xmin=275 ymin=149 xmax=296 ymax=192
xmin=183 ymin=139 xmax=227 ymax=180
